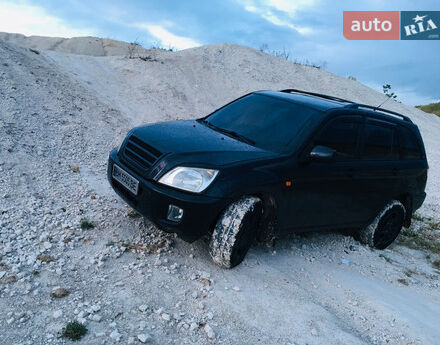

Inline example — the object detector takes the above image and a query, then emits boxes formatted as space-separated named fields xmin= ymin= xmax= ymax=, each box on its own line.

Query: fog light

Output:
xmin=167 ymin=205 xmax=184 ymax=222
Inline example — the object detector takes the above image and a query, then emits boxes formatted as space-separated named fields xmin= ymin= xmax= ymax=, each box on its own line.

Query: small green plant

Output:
xmin=399 ymin=226 xmax=440 ymax=255
xmin=411 ymin=212 xmax=426 ymax=222
xmin=383 ymin=84 xmax=397 ymax=99
xmin=404 ymin=268 xmax=416 ymax=277
xmin=63 ymin=321 xmax=87 ymax=341
xmin=292 ymin=58 xmax=327 ymax=69
xmin=127 ymin=210 xmax=141 ymax=218
xmin=432 ymin=260 xmax=440 ymax=270
xmin=379 ymin=253 xmax=392 ymax=263
xmin=80 ymin=219 xmax=94 ymax=230
xmin=348 ymin=75 xmax=357 ymax=81
xmin=258 ymin=43 xmax=326 ymax=68
xmin=150 ymin=41 xmax=175 ymax=51
xmin=427 ymin=220 xmax=440 ymax=231
xmin=397 ymin=278 xmax=409 ymax=286
xmin=127 ymin=39 xmax=142 ymax=59
xmin=259 ymin=43 xmax=290 ymax=60
xmin=138 ymin=55 xmax=156 ymax=62
xmin=106 ymin=240 xmax=116 ymax=247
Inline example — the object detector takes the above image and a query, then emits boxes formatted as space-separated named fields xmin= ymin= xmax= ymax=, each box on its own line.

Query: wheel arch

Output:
xmin=395 ymin=193 xmax=412 ymax=227
xmin=254 ymin=192 xmax=279 ymax=240
xmin=209 ymin=191 xmax=279 ymax=239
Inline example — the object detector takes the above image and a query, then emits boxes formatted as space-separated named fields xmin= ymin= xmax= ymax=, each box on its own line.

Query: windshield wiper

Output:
xmin=198 ymin=119 xmax=255 ymax=146
xmin=216 ymin=128 xmax=256 ymax=146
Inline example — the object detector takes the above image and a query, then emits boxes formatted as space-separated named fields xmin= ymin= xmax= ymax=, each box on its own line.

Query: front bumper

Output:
xmin=107 ymin=148 xmax=229 ymax=242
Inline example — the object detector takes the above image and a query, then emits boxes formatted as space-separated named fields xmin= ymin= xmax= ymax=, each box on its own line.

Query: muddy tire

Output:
xmin=357 ymin=200 xmax=406 ymax=249
xmin=209 ymin=197 xmax=262 ymax=268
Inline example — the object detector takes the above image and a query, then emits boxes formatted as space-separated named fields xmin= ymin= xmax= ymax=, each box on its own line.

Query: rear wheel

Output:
xmin=357 ymin=200 xmax=406 ymax=249
xmin=209 ymin=197 xmax=262 ymax=268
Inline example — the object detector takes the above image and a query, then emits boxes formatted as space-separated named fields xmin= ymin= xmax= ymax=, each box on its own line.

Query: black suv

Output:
xmin=108 ymin=89 xmax=427 ymax=268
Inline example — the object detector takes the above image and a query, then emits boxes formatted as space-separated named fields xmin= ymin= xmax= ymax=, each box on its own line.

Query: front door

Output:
xmin=283 ymin=115 xmax=364 ymax=230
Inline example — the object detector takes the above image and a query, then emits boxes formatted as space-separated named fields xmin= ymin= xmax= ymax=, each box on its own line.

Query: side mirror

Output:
xmin=309 ymin=145 xmax=336 ymax=161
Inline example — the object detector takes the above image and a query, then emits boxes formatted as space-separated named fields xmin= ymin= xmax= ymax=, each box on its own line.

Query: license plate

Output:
xmin=112 ymin=164 xmax=139 ymax=195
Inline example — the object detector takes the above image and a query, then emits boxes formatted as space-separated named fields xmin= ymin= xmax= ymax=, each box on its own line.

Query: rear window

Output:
xmin=398 ymin=126 xmax=423 ymax=160
xmin=362 ymin=123 xmax=399 ymax=160
xmin=205 ymin=94 xmax=320 ymax=153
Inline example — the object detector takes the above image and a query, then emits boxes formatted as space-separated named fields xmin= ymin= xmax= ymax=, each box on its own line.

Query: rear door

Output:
xmin=354 ymin=117 xmax=401 ymax=222
xmin=396 ymin=125 xmax=427 ymax=209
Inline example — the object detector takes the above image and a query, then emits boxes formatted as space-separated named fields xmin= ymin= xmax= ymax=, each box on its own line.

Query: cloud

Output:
xmin=135 ymin=23 xmax=201 ymax=50
xmin=266 ymin=0 xmax=317 ymax=17
xmin=0 ymin=1 xmax=96 ymax=37
xmin=240 ymin=0 xmax=316 ymax=34
xmin=244 ymin=5 xmax=313 ymax=34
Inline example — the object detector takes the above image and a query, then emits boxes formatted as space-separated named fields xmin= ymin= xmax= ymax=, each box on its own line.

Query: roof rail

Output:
xmin=280 ymin=88 xmax=355 ymax=104
xmin=344 ymin=103 xmax=412 ymax=122
xmin=281 ymin=89 xmax=412 ymax=123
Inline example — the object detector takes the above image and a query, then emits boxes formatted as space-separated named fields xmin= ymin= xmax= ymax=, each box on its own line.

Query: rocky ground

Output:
xmin=1 ymin=37 xmax=440 ymax=345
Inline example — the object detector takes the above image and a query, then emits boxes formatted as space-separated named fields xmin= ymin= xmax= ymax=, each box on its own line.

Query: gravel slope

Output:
xmin=1 ymin=37 xmax=440 ymax=345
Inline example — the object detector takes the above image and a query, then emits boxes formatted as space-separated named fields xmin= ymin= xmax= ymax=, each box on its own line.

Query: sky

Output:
xmin=0 ymin=0 xmax=439 ymax=105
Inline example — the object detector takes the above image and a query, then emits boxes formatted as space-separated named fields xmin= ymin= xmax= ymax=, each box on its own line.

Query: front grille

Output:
xmin=123 ymin=135 xmax=162 ymax=170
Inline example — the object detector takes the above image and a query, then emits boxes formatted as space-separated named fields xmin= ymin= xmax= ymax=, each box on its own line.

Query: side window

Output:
xmin=362 ymin=122 xmax=398 ymax=160
xmin=399 ymin=126 xmax=423 ymax=160
xmin=314 ymin=117 xmax=360 ymax=158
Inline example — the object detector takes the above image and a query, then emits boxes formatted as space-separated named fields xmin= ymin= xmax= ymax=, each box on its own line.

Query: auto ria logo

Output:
xmin=343 ymin=11 xmax=440 ymax=40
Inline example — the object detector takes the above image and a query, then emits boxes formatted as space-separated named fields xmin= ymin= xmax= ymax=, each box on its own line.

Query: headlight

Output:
xmin=158 ymin=167 xmax=219 ymax=193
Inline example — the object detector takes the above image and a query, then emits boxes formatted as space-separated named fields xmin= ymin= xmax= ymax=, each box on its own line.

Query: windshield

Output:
xmin=204 ymin=93 xmax=320 ymax=153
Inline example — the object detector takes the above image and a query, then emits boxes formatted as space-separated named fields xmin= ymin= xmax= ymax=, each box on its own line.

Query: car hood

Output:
xmin=130 ymin=120 xmax=276 ymax=166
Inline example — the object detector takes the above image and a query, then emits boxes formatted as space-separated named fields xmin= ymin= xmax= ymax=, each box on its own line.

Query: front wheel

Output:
xmin=209 ymin=197 xmax=262 ymax=268
xmin=357 ymin=200 xmax=406 ymax=249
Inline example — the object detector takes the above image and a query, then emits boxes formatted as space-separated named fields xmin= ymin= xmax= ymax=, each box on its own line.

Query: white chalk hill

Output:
xmin=2 ymin=33 xmax=440 ymax=345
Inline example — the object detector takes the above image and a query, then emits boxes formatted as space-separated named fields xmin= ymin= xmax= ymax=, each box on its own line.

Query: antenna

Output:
xmin=374 ymin=95 xmax=393 ymax=111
